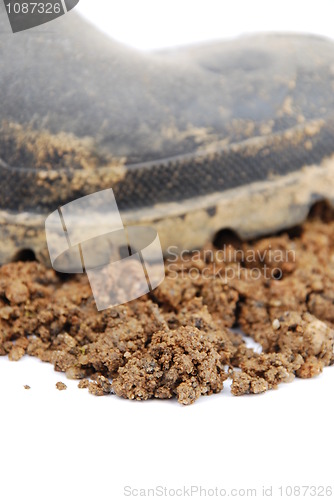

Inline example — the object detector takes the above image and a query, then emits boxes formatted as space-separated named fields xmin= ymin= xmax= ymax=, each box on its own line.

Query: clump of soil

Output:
xmin=0 ymin=204 xmax=334 ymax=405
xmin=56 ymin=382 xmax=67 ymax=391
xmin=112 ymin=326 xmax=230 ymax=404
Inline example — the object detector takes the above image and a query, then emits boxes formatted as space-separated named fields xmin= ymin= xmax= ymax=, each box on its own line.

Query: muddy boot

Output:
xmin=1 ymin=5 xmax=334 ymax=263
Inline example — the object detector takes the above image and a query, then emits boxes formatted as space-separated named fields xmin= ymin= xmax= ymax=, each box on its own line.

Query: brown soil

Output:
xmin=1 ymin=203 xmax=334 ymax=405
xmin=56 ymin=382 xmax=67 ymax=391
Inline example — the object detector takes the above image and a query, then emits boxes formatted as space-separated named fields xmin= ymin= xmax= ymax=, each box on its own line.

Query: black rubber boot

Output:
xmin=1 ymin=5 xmax=334 ymax=263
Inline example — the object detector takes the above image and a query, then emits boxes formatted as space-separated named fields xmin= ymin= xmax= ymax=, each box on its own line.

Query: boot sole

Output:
xmin=0 ymin=121 xmax=334 ymax=265
xmin=1 ymin=137 xmax=334 ymax=265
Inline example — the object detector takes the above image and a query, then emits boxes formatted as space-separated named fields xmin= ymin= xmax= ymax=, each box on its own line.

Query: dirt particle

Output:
xmin=272 ymin=318 xmax=281 ymax=330
xmin=5 ymin=281 xmax=29 ymax=305
xmin=56 ymin=382 xmax=67 ymax=391
xmin=78 ymin=379 xmax=89 ymax=389
xmin=9 ymin=347 xmax=25 ymax=361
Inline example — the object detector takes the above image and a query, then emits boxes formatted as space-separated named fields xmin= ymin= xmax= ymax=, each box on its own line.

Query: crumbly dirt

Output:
xmin=1 ymin=203 xmax=334 ymax=405
xmin=56 ymin=382 xmax=67 ymax=391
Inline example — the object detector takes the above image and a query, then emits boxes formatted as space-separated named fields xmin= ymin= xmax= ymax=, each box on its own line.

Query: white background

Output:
xmin=2 ymin=1 xmax=334 ymax=499
xmin=77 ymin=0 xmax=334 ymax=50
